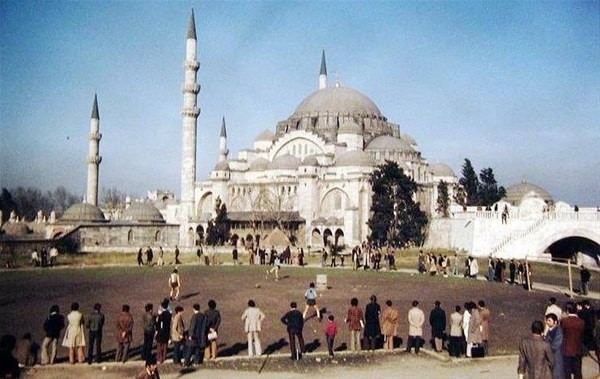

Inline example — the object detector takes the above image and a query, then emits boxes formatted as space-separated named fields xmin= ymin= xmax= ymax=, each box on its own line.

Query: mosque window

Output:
xmin=127 ymin=229 xmax=133 ymax=243
xmin=334 ymin=192 xmax=342 ymax=210
xmin=155 ymin=230 xmax=161 ymax=242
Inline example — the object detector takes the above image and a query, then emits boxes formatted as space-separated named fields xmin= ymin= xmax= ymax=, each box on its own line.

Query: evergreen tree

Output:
xmin=368 ymin=161 xmax=428 ymax=248
xmin=459 ymin=159 xmax=479 ymax=206
xmin=478 ymin=167 xmax=506 ymax=206
xmin=0 ymin=188 xmax=18 ymax=223
xmin=436 ymin=181 xmax=450 ymax=217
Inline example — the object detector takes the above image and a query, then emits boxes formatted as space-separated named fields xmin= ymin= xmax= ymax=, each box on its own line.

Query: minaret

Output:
xmin=181 ymin=9 xmax=200 ymax=206
xmin=319 ymin=49 xmax=327 ymax=90
xmin=86 ymin=94 xmax=102 ymax=206
xmin=218 ymin=116 xmax=228 ymax=162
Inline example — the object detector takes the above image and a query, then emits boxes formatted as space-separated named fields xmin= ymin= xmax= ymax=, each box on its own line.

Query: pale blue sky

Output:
xmin=1 ymin=1 xmax=599 ymax=205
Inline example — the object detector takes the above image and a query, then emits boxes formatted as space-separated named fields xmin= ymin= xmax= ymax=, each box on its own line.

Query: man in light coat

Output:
xmin=406 ymin=300 xmax=425 ymax=354
xmin=466 ymin=302 xmax=482 ymax=357
xmin=241 ymin=299 xmax=266 ymax=357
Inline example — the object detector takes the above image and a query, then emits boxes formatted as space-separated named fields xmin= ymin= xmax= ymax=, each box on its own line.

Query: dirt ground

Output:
xmin=1 ymin=262 xmax=599 ymax=377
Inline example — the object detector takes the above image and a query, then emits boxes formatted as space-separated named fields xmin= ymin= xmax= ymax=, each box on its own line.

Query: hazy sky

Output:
xmin=1 ymin=1 xmax=599 ymax=205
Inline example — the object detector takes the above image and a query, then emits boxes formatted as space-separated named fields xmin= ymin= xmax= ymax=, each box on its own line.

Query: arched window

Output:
xmin=334 ymin=192 xmax=342 ymax=210
xmin=155 ymin=230 xmax=161 ymax=242
xmin=127 ymin=229 xmax=133 ymax=244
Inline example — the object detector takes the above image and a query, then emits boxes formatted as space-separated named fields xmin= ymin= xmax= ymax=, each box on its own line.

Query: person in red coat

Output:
xmin=560 ymin=302 xmax=584 ymax=379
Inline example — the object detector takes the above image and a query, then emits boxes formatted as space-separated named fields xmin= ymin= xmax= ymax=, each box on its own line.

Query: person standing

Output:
xmin=174 ymin=245 xmax=181 ymax=265
xmin=364 ymin=295 xmax=382 ymax=352
xmin=41 ymin=305 xmax=64 ymax=365
xmin=381 ymin=300 xmax=398 ymax=350
xmin=204 ymin=300 xmax=221 ymax=360
xmin=85 ymin=303 xmax=105 ymax=364
xmin=479 ymin=300 xmax=491 ymax=355
xmin=281 ymin=302 xmax=305 ymax=360
xmin=345 ymin=297 xmax=364 ymax=352
xmin=545 ymin=313 xmax=565 ymax=379
xmin=155 ymin=299 xmax=171 ymax=364
xmin=509 ymin=259 xmax=517 ymax=284
xmin=184 ymin=303 xmax=207 ymax=367
xmin=169 ymin=268 xmax=181 ymax=301
xmin=241 ymin=300 xmax=265 ymax=357
xmin=146 ymin=246 xmax=153 ymax=266
xmin=115 ymin=304 xmax=133 ymax=363
xmin=448 ymin=305 xmax=464 ymax=357
xmin=137 ymin=248 xmax=144 ymax=266
xmin=62 ymin=302 xmax=86 ymax=364
xmin=157 ymin=246 xmax=164 ymax=266
xmin=141 ymin=303 xmax=156 ymax=362
xmin=517 ymin=320 xmax=554 ymax=379
xmin=580 ymin=266 xmax=591 ymax=296
xmin=303 ymin=282 xmax=321 ymax=321
xmin=171 ymin=306 xmax=185 ymax=365
xmin=545 ymin=297 xmax=563 ymax=320
xmin=324 ymin=315 xmax=338 ymax=358
xmin=232 ymin=246 xmax=238 ymax=265
xmin=429 ymin=300 xmax=446 ymax=353
xmin=561 ymin=302 xmax=584 ymax=379
xmin=406 ymin=300 xmax=425 ymax=354
xmin=49 ymin=246 xmax=58 ymax=266
xmin=466 ymin=302 xmax=482 ymax=357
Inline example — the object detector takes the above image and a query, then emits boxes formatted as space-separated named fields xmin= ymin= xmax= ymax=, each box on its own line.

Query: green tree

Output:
xmin=0 ymin=188 xmax=18 ymax=223
xmin=478 ymin=167 xmax=506 ymax=206
xmin=459 ymin=159 xmax=479 ymax=206
xmin=436 ymin=180 xmax=450 ymax=217
xmin=368 ymin=161 xmax=428 ymax=248
xmin=206 ymin=197 xmax=230 ymax=246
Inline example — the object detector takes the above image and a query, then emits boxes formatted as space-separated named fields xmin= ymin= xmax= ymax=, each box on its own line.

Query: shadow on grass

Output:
xmin=220 ymin=342 xmax=247 ymax=357
xmin=305 ymin=338 xmax=321 ymax=353
xmin=180 ymin=291 xmax=200 ymax=300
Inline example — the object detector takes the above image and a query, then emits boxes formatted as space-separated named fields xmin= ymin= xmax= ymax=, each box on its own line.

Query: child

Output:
xmin=303 ymin=282 xmax=321 ymax=320
xmin=324 ymin=315 xmax=338 ymax=358
xmin=169 ymin=268 xmax=180 ymax=300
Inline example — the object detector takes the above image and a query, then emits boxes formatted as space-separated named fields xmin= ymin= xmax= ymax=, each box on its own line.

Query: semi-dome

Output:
xmin=1 ymin=222 xmax=31 ymax=237
xmin=365 ymin=135 xmax=414 ymax=152
xmin=503 ymin=181 xmax=553 ymax=206
xmin=270 ymin=154 xmax=302 ymax=170
xmin=255 ymin=129 xmax=275 ymax=142
xmin=429 ymin=163 xmax=456 ymax=178
xmin=335 ymin=150 xmax=374 ymax=167
xmin=338 ymin=120 xmax=362 ymax=134
xmin=249 ymin=157 xmax=270 ymax=171
xmin=214 ymin=161 xmax=230 ymax=171
xmin=61 ymin=203 xmax=107 ymax=223
xmin=302 ymin=155 xmax=320 ymax=166
xmin=293 ymin=87 xmax=382 ymax=118
xmin=122 ymin=202 xmax=165 ymax=223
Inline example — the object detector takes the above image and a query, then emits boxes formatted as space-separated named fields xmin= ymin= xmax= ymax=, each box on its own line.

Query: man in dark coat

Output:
xmin=518 ymin=320 xmax=554 ymax=379
xmin=41 ymin=304 xmax=64 ymax=365
xmin=580 ymin=266 xmax=591 ymax=296
xmin=281 ymin=302 xmax=305 ymax=360
xmin=184 ymin=303 xmax=207 ymax=367
xmin=86 ymin=303 xmax=105 ymax=364
xmin=429 ymin=300 xmax=446 ymax=353
xmin=561 ymin=302 xmax=584 ymax=379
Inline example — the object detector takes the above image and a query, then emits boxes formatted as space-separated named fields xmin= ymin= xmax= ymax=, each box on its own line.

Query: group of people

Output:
xmin=518 ymin=297 xmax=599 ymax=379
xmin=137 ymin=245 xmax=181 ymax=267
xmin=30 ymin=247 xmax=58 ymax=267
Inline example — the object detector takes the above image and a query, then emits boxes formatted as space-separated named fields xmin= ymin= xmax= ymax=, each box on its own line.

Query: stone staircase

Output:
xmin=490 ymin=218 xmax=548 ymax=257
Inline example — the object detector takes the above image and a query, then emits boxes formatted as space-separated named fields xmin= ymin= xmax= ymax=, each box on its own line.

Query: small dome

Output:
xmin=338 ymin=120 xmax=362 ymax=134
xmin=61 ymin=203 xmax=107 ymax=223
xmin=366 ymin=135 xmax=414 ymax=152
xmin=1 ymin=222 xmax=31 ymax=237
xmin=336 ymin=150 xmax=374 ymax=167
xmin=122 ymin=202 xmax=165 ymax=223
xmin=401 ymin=133 xmax=417 ymax=146
xmin=504 ymin=181 xmax=553 ymax=206
xmin=270 ymin=154 xmax=301 ymax=170
xmin=214 ymin=161 xmax=230 ymax=171
xmin=302 ymin=155 xmax=319 ymax=166
xmin=429 ymin=163 xmax=456 ymax=177
xmin=293 ymin=87 xmax=382 ymax=118
xmin=249 ymin=157 xmax=270 ymax=171
xmin=255 ymin=129 xmax=275 ymax=142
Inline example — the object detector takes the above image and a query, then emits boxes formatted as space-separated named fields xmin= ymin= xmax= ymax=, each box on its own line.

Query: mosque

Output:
xmin=4 ymin=10 xmax=587 ymax=259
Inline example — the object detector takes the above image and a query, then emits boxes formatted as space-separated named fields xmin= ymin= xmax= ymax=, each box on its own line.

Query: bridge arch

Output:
xmin=531 ymin=227 xmax=600 ymax=263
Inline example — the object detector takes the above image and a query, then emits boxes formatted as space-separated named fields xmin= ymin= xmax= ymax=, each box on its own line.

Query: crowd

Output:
xmin=30 ymin=247 xmax=59 ymax=268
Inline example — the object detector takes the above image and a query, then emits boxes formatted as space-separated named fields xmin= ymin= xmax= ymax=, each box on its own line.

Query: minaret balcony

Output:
xmin=184 ymin=60 xmax=200 ymax=70
xmin=86 ymin=156 xmax=102 ymax=165
xmin=181 ymin=107 xmax=200 ymax=117
xmin=182 ymin=83 xmax=200 ymax=94
xmin=88 ymin=132 xmax=102 ymax=141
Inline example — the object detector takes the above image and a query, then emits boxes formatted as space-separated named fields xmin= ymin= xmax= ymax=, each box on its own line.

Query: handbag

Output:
xmin=207 ymin=330 xmax=218 ymax=341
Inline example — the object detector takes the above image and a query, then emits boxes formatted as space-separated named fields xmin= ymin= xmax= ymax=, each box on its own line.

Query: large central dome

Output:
xmin=293 ymin=87 xmax=382 ymax=117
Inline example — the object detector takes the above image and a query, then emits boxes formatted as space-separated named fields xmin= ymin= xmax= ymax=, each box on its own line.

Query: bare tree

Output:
xmin=100 ymin=187 xmax=126 ymax=210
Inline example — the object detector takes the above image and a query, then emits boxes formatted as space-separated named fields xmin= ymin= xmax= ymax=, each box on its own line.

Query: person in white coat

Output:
xmin=406 ymin=300 xmax=425 ymax=354
xmin=241 ymin=300 xmax=266 ymax=357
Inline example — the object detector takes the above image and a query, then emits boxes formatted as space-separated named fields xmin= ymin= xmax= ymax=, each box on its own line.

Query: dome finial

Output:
xmin=319 ymin=49 xmax=327 ymax=90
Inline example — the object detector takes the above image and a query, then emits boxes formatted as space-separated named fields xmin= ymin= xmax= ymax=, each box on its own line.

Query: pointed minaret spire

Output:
xmin=187 ymin=8 xmax=197 ymax=40
xmin=319 ymin=49 xmax=327 ymax=90
xmin=218 ymin=116 xmax=229 ymax=163
xmin=86 ymin=94 xmax=102 ymax=206
xmin=91 ymin=93 xmax=99 ymax=119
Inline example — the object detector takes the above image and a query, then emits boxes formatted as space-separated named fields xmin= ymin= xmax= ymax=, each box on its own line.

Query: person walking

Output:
xmin=517 ymin=320 xmax=554 ymax=379
xmin=171 ymin=306 xmax=185 ymax=365
xmin=169 ymin=268 xmax=181 ymax=301
xmin=155 ymin=299 xmax=171 ymax=364
xmin=429 ymin=300 xmax=446 ymax=353
xmin=41 ymin=305 xmax=65 ymax=365
xmin=204 ymin=300 xmax=221 ymax=361
xmin=137 ymin=248 xmax=144 ymax=266
xmin=85 ymin=303 xmax=105 ymax=364
xmin=281 ymin=302 xmax=305 ymax=360
xmin=241 ymin=300 xmax=265 ymax=357
xmin=345 ymin=297 xmax=364 ymax=352
xmin=62 ymin=302 xmax=86 ymax=364
xmin=115 ymin=304 xmax=133 ymax=363
xmin=141 ymin=303 xmax=156 ymax=362
xmin=406 ymin=300 xmax=425 ymax=354
xmin=184 ymin=303 xmax=207 ymax=367
xmin=303 ymin=282 xmax=321 ymax=321
xmin=324 ymin=315 xmax=338 ymax=358
xmin=364 ymin=295 xmax=382 ymax=352
xmin=266 ymin=252 xmax=281 ymax=281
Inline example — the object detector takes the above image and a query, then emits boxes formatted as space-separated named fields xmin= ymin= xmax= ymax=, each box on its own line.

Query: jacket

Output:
xmin=408 ymin=307 xmax=425 ymax=336
xmin=518 ymin=334 xmax=554 ymax=379
xmin=116 ymin=312 xmax=134 ymax=343
xmin=44 ymin=312 xmax=65 ymax=339
xmin=281 ymin=309 xmax=304 ymax=334
xmin=560 ymin=315 xmax=584 ymax=357
xmin=242 ymin=307 xmax=265 ymax=333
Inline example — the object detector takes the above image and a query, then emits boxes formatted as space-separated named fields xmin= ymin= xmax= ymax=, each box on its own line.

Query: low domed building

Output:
xmin=503 ymin=181 xmax=553 ymax=206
